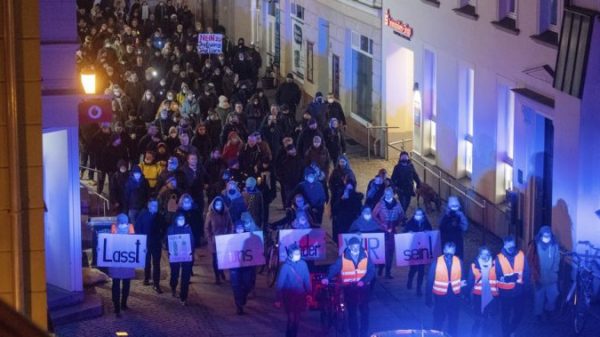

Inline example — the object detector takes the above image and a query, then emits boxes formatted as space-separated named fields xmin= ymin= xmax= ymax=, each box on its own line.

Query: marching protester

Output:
xmin=275 ymin=243 xmax=312 ymax=337
xmin=323 ymin=236 xmax=375 ymax=337
xmin=373 ymin=187 xmax=404 ymax=279
xmin=230 ymin=221 xmax=258 ymax=315
xmin=349 ymin=206 xmax=382 ymax=234
xmin=439 ymin=196 xmax=469 ymax=259
xmin=426 ymin=241 xmax=464 ymax=337
xmin=405 ymin=208 xmax=433 ymax=296
xmin=204 ymin=196 xmax=233 ymax=285
xmin=109 ymin=214 xmax=136 ymax=317
xmin=167 ymin=212 xmax=195 ymax=305
xmin=135 ymin=199 xmax=166 ymax=293
xmin=468 ymin=246 xmax=499 ymax=337
xmin=391 ymin=151 xmax=421 ymax=213
xmin=527 ymin=226 xmax=560 ymax=322
xmin=495 ymin=235 xmax=530 ymax=337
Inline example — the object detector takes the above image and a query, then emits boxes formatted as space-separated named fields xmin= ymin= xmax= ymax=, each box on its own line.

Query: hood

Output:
xmin=535 ymin=225 xmax=556 ymax=245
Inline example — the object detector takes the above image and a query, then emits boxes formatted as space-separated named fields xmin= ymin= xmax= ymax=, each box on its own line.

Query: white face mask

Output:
xmin=385 ymin=195 xmax=393 ymax=202
xmin=177 ymin=219 xmax=185 ymax=226
xmin=541 ymin=236 xmax=551 ymax=244
xmin=119 ymin=167 xmax=127 ymax=173
xmin=414 ymin=215 xmax=424 ymax=222
xmin=327 ymin=98 xmax=334 ymax=103
xmin=363 ymin=214 xmax=372 ymax=221
xmin=133 ymin=172 xmax=142 ymax=180
xmin=306 ymin=176 xmax=315 ymax=183
xmin=291 ymin=253 xmax=301 ymax=262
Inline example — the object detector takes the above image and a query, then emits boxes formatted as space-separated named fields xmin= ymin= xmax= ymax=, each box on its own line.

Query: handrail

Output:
xmin=80 ymin=165 xmax=102 ymax=174
xmin=388 ymin=138 xmax=413 ymax=152
xmin=363 ymin=124 xmax=400 ymax=161
xmin=80 ymin=183 xmax=110 ymax=216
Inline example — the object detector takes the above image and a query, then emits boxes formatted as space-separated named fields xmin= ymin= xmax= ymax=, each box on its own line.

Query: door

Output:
xmin=385 ymin=46 xmax=414 ymax=158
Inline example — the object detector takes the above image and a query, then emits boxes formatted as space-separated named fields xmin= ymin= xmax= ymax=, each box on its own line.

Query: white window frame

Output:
xmin=547 ymin=0 xmax=562 ymax=33
xmin=507 ymin=0 xmax=517 ymax=20
xmin=350 ymin=31 xmax=374 ymax=123
xmin=462 ymin=67 xmax=475 ymax=178
xmin=460 ymin=0 xmax=477 ymax=7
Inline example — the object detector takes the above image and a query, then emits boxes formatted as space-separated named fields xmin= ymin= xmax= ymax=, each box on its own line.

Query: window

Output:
xmin=541 ymin=0 xmax=561 ymax=32
xmin=291 ymin=3 xmax=304 ymax=20
xmin=496 ymin=81 xmax=515 ymax=197
xmin=351 ymin=32 xmax=373 ymax=122
xmin=493 ymin=0 xmax=520 ymax=34
xmin=306 ymin=41 xmax=314 ymax=83
xmin=423 ymin=48 xmax=437 ymax=156
xmin=459 ymin=66 xmax=475 ymax=178
xmin=507 ymin=0 xmax=517 ymax=19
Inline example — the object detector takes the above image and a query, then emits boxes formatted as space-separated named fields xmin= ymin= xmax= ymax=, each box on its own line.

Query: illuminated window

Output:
xmin=460 ymin=66 xmax=475 ymax=178
xmin=351 ymin=31 xmax=373 ymax=122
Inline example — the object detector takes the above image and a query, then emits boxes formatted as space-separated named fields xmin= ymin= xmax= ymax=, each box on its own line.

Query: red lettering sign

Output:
xmin=384 ymin=9 xmax=413 ymax=40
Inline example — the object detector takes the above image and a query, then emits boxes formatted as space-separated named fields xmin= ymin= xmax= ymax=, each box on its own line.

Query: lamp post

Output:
xmin=78 ymin=68 xmax=113 ymax=124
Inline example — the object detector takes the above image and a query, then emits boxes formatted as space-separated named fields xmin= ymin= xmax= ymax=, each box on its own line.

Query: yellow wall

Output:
xmin=0 ymin=0 xmax=47 ymax=329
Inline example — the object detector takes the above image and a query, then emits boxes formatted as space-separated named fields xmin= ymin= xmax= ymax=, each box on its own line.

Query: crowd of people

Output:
xmin=76 ymin=2 xmax=565 ymax=337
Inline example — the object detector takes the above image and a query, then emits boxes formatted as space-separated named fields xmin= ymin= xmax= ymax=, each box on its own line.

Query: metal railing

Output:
xmin=79 ymin=165 xmax=110 ymax=216
xmin=409 ymin=152 xmax=505 ymax=244
xmin=388 ymin=138 xmax=413 ymax=153
xmin=364 ymin=124 xmax=399 ymax=161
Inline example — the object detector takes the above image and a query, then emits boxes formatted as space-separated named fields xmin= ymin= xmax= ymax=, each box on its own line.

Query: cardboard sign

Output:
xmin=198 ymin=34 xmax=223 ymax=54
xmin=97 ymin=233 xmax=147 ymax=269
xmin=338 ymin=233 xmax=386 ymax=265
xmin=216 ymin=231 xmax=265 ymax=269
xmin=278 ymin=229 xmax=326 ymax=261
xmin=394 ymin=230 xmax=442 ymax=267
xmin=168 ymin=234 xmax=193 ymax=263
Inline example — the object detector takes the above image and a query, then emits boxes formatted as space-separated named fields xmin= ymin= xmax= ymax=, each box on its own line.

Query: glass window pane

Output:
xmin=352 ymin=50 xmax=373 ymax=122
xmin=550 ymin=0 xmax=558 ymax=25
xmin=509 ymin=0 xmax=516 ymax=13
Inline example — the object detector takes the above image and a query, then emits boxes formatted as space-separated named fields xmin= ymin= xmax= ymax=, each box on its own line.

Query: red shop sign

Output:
xmin=384 ymin=9 xmax=413 ymax=40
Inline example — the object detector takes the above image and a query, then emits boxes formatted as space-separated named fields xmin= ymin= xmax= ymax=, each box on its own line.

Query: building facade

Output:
xmin=381 ymin=0 xmax=600 ymax=248
xmin=223 ymin=0 xmax=385 ymax=150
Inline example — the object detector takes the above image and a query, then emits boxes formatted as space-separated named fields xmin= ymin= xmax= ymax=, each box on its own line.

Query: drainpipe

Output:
xmin=4 ymin=0 xmax=25 ymax=313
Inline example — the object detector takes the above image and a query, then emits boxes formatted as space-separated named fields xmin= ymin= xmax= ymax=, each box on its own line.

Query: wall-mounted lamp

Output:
xmin=80 ymin=68 xmax=96 ymax=95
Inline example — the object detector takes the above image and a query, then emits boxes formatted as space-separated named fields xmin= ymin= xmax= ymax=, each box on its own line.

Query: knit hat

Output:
xmin=116 ymin=213 xmax=128 ymax=224
xmin=245 ymin=177 xmax=257 ymax=189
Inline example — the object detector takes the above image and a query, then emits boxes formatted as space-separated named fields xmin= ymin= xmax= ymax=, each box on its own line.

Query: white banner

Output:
xmin=168 ymin=234 xmax=193 ymax=263
xmin=338 ymin=233 xmax=386 ymax=265
xmin=198 ymin=34 xmax=223 ymax=54
xmin=394 ymin=230 xmax=442 ymax=267
xmin=278 ymin=229 xmax=326 ymax=261
xmin=216 ymin=231 xmax=265 ymax=269
xmin=97 ymin=233 xmax=147 ymax=269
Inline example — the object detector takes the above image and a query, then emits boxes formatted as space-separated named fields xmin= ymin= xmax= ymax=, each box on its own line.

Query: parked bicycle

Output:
xmin=315 ymin=274 xmax=346 ymax=336
xmin=263 ymin=223 xmax=281 ymax=287
xmin=561 ymin=240 xmax=600 ymax=335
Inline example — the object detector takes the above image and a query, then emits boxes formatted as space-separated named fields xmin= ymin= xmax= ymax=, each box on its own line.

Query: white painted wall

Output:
xmin=381 ymin=0 xmax=589 ymax=247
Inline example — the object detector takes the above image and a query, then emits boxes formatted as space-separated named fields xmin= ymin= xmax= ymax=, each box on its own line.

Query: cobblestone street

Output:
xmin=55 ymin=147 xmax=600 ymax=337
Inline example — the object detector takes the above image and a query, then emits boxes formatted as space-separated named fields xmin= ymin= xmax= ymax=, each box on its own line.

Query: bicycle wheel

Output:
xmin=573 ymin=290 xmax=588 ymax=335
xmin=334 ymin=304 xmax=346 ymax=335
xmin=266 ymin=246 xmax=280 ymax=287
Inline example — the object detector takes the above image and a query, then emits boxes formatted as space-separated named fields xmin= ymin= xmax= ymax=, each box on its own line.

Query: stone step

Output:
xmin=47 ymin=284 xmax=84 ymax=311
xmin=49 ymin=293 xmax=104 ymax=327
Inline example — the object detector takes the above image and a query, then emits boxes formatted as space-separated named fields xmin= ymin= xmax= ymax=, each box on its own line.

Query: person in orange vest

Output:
xmin=426 ymin=241 xmax=465 ymax=337
xmin=109 ymin=213 xmax=136 ymax=318
xmin=468 ymin=246 xmax=499 ymax=337
xmin=495 ymin=235 xmax=530 ymax=337
xmin=322 ymin=236 xmax=375 ymax=337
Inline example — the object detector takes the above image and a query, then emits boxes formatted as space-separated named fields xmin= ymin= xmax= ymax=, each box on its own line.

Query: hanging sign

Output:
xmin=384 ymin=9 xmax=413 ymax=40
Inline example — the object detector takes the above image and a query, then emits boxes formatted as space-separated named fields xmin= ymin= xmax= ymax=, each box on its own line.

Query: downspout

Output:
xmin=4 ymin=0 xmax=25 ymax=312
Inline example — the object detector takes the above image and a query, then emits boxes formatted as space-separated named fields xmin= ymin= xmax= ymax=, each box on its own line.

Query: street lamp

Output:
xmin=80 ymin=69 xmax=96 ymax=95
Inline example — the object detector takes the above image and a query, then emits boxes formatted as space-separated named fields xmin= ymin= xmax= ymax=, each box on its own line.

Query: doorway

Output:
xmin=522 ymin=107 xmax=554 ymax=242
xmin=385 ymin=46 xmax=414 ymax=158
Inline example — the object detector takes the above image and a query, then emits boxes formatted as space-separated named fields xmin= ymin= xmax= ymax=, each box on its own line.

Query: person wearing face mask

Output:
xmin=324 ymin=117 xmax=346 ymax=165
xmin=245 ymin=95 xmax=265 ymax=133
xmin=206 ymin=149 xmax=227 ymax=202
xmin=304 ymin=135 xmax=331 ymax=180
xmin=138 ymin=150 xmax=162 ymax=192
xmin=527 ymin=226 xmax=560 ymax=322
xmin=167 ymin=213 xmax=195 ymax=305
xmin=157 ymin=175 xmax=182 ymax=224
xmin=328 ymin=155 xmax=356 ymax=204
xmin=349 ymin=207 xmax=382 ymax=233
xmin=124 ymin=165 xmax=150 ymax=222
xmin=155 ymin=106 xmax=176 ymax=138
xmin=391 ymin=151 xmax=422 ymax=213
xmin=495 ymin=235 xmax=530 ymax=337
xmin=221 ymin=181 xmax=248 ymax=223
xmin=275 ymin=243 xmax=312 ymax=337
xmin=405 ymin=208 xmax=433 ymax=296
xmin=109 ymin=213 xmax=136 ymax=317
xmin=109 ymin=160 xmax=130 ymax=213
xmin=331 ymin=183 xmax=363 ymax=244
xmin=426 ymin=242 xmax=465 ymax=337
xmin=323 ymin=237 xmax=375 ymax=337
xmin=365 ymin=169 xmax=392 ymax=208
xmin=135 ymin=199 xmax=167 ymax=293
xmin=98 ymin=133 xmax=129 ymax=195
xmin=242 ymin=177 xmax=264 ymax=228
xmin=206 ymin=109 xmax=224 ymax=148
xmin=178 ymin=193 xmax=204 ymax=249
xmin=373 ymin=187 xmax=405 ymax=279
xmin=275 ymin=144 xmax=304 ymax=208
xmin=229 ymin=221 xmax=258 ymax=315
xmin=468 ymin=246 xmax=499 ymax=337
xmin=307 ymin=91 xmax=328 ymax=131
xmin=439 ymin=196 xmax=469 ymax=259
xmin=276 ymin=73 xmax=301 ymax=115
xmin=204 ymin=196 xmax=233 ymax=284
xmin=325 ymin=93 xmax=346 ymax=127
xmin=155 ymin=155 xmax=184 ymax=192
xmin=292 ymin=168 xmax=326 ymax=228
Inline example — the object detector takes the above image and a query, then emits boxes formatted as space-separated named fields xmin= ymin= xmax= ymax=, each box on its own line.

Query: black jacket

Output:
xmin=124 ymin=176 xmax=150 ymax=211
xmin=391 ymin=161 xmax=421 ymax=196
xmin=135 ymin=209 xmax=167 ymax=249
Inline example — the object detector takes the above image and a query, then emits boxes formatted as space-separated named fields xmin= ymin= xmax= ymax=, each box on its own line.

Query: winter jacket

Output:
xmin=135 ymin=209 xmax=167 ymax=249
xmin=372 ymin=199 xmax=404 ymax=232
xmin=293 ymin=181 xmax=326 ymax=208
xmin=326 ymin=101 xmax=346 ymax=125
xmin=275 ymin=153 xmax=304 ymax=189
xmin=139 ymin=161 xmax=163 ymax=188
xmin=391 ymin=160 xmax=421 ymax=196
xmin=166 ymin=224 xmax=195 ymax=258
xmin=405 ymin=218 xmax=433 ymax=233
xmin=327 ymin=248 xmax=376 ymax=284
xmin=304 ymin=146 xmax=331 ymax=178
xmin=242 ymin=189 xmax=264 ymax=227
xmin=275 ymin=82 xmax=301 ymax=108
xmin=204 ymin=197 xmax=233 ymax=253
xmin=494 ymin=248 xmax=531 ymax=298
xmin=296 ymin=128 xmax=323 ymax=159
xmin=124 ymin=176 xmax=150 ymax=211
xmin=527 ymin=226 xmax=560 ymax=286
xmin=349 ymin=217 xmax=383 ymax=233
xmin=324 ymin=127 xmax=346 ymax=162
xmin=276 ymin=258 xmax=312 ymax=311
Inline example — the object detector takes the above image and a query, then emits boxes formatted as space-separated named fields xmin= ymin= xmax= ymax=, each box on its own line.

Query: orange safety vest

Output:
xmin=432 ymin=255 xmax=462 ymax=296
xmin=471 ymin=262 xmax=499 ymax=296
xmin=111 ymin=223 xmax=135 ymax=234
xmin=341 ymin=255 xmax=368 ymax=284
xmin=497 ymin=251 xmax=524 ymax=290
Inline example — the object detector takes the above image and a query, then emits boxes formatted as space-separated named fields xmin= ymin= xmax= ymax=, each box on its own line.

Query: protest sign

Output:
xmin=216 ymin=231 xmax=265 ymax=269
xmin=168 ymin=234 xmax=193 ymax=263
xmin=97 ymin=233 xmax=147 ymax=269
xmin=394 ymin=230 xmax=442 ymax=267
xmin=198 ymin=34 xmax=223 ymax=54
xmin=338 ymin=233 xmax=386 ymax=265
xmin=278 ymin=229 xmax=326 ymax=261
